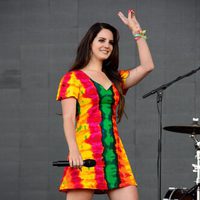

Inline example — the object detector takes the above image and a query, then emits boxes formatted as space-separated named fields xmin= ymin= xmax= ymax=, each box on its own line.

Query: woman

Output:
xmin=56 ymin=10 xmax=154 ymax=200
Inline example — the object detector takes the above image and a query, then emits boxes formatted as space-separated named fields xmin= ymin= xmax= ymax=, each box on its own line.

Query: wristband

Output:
xmin=133 ymin=30 xmax=147 ymax=41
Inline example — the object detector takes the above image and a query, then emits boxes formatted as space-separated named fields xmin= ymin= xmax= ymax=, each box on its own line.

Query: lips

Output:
xmin=100 ymin=49 xmax=110 ymax=54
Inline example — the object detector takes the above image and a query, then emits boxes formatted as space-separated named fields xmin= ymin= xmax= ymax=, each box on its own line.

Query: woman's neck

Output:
xmin=84 ymin=58 xmax=103 ymax=72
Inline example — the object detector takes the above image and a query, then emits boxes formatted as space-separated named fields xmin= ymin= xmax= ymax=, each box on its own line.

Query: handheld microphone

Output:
xmin=52 ymin=159 xmax=96 ymax=167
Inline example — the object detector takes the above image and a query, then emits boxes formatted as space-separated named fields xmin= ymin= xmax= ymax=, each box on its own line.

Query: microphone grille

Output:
xmin=84 ymin=159 xmax=96 ymax=167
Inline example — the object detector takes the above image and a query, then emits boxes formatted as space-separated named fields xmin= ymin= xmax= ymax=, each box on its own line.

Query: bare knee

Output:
xmin=108 ymin=186 xmax=139 ymax=200
xmin=66 ymin=189 xmax=94 ymax=200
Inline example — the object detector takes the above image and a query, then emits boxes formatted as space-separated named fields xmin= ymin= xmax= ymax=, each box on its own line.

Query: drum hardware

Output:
xmin=163 ymin=118 xmax=200 ymax=200
xmin=163 ymin=187 xmax=194 ymax=200
xmin=143 ymin=66 xmax=200 ymax=200
xmin=163 ymin=118 xmax=200 ymax=135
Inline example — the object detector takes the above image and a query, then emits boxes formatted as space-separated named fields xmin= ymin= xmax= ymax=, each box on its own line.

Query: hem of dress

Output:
xmin=59 ymin=183 xmax=138 ymax=194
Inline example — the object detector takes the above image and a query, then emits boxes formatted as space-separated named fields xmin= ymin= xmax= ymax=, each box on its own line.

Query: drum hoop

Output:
xmin=169 ymin=189 xmax=177 ymax=200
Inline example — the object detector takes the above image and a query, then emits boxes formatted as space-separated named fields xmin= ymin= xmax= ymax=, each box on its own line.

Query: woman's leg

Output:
xmin=66 ymin=189 xmax=94 ymax=200
xmin=107 ymin=186 xmax=139 ymax=200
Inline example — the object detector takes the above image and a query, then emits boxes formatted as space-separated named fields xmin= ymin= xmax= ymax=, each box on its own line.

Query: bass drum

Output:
xmin=163 ymin=187 xmax=195 ymax=200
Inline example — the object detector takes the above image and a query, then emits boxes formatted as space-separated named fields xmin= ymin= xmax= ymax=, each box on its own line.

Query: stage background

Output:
xmin=0 ymin=0 xmax=200 ymax=199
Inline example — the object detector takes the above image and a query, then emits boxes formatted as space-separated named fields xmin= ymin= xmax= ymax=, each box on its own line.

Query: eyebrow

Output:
xmin=98 ymin=37 xmax=114 ymax=42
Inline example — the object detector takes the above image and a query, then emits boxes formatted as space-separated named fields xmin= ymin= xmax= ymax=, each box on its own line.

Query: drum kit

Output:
xmin=163 ymin=118 xmax=200 ymax=200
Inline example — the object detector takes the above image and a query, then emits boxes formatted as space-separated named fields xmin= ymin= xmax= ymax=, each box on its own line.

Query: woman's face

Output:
xmin=90 ymin=28 xmax=114 ymax=62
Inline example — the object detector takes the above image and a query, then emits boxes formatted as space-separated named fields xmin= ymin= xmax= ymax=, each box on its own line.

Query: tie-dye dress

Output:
xmin=56 ymin=70 xmax=137 ymax=193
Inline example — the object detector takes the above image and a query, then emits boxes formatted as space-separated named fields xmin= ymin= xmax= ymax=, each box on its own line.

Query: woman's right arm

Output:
xmin=61 ymin=98 xmax=83 ymax=168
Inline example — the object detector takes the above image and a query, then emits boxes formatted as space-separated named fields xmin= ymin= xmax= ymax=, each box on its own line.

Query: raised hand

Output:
xmin=118 ymin=10 xmax=141 ymax=34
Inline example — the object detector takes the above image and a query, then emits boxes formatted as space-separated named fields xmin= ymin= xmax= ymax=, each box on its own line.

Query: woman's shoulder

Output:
xmin=62 ymin=70 xmax=78 ymax=76
xmin=60 ymin=70 xmax=82 ymax=80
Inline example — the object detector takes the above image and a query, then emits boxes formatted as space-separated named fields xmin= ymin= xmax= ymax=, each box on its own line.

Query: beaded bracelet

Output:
xmin=133 ymin=30 xmax=147 ymax=41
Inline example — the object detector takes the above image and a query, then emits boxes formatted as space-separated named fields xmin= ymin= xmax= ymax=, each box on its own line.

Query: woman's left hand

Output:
xmin=118 ymin=10 xmax=141 ymax=34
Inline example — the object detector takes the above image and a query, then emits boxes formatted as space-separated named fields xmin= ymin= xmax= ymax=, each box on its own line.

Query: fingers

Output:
xmin=118 ymin=9 xmax=141 ymax=33
xmin=118 ymin=11 xmax=128 ymax=25
xmin=69 ymin=156 xmax=83 ymax=169
xmin=118 ymin=10 xmax=137 ymax=26
xmin=70 ymin=160 xmax=83 ymax=168
xmin=128 ymin=9 xmax=135 ymax=19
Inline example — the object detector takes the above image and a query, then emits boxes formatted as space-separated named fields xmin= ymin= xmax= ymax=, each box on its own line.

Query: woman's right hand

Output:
xmin=118 ymin=10 xmax=141 ymax=34
xmin=68 ymin=148 xmax=83 ymax=169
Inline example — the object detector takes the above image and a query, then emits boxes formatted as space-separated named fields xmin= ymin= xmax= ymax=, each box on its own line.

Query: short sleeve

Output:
xmin=56 ymin=71 xmax=80 ymax=101
xmin=119 ymin=70 xmax=130 ymax=95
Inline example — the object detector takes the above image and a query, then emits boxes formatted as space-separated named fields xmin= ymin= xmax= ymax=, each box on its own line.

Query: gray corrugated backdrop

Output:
xmin=0 ymin=0 xmax=200 ymax=199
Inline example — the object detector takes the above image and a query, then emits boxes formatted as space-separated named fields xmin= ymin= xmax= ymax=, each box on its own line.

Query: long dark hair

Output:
xmin=70 ymin=22 xmax=125 ymax=122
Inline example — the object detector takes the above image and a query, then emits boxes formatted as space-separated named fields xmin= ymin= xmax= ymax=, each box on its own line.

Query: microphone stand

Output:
xmin=142 ymin=66 xmax=200 ymax=200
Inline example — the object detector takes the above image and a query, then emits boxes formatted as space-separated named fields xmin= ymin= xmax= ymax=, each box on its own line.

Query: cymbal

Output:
xmin=164 ymin=123 xmax=200 ymax=134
